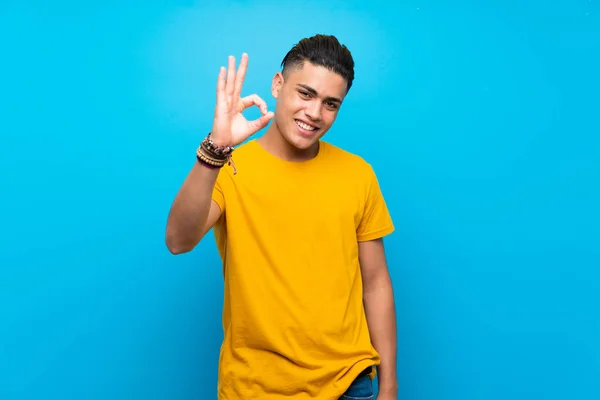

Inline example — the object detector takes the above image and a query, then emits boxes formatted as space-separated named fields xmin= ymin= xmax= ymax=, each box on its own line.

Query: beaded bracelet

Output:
xmin=196 ymin=154 xmax=220 ymax=169
xmin=196 ymin=133 xmax=237 ymax=174
xmin=202 ymin=133 xmax=235 ymax=157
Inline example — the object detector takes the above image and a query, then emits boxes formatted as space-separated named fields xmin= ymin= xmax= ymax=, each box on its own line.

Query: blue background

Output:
xmin=1 ymin=1 xmax=599 ymax=399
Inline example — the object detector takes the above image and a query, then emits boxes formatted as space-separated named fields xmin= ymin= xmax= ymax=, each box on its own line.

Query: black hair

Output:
xmin=280 ymin=34 xmax=355 ymax=92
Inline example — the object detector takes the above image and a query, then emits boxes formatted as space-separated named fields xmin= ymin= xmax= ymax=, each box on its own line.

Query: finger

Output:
xmin=247 ymin=111 xmax=274 ymax=132
xmin=233 ymin=53 xmax=248 ymax=101
xmin=216 ymin=66 xmax=226 ymax=104
xmin=225 ymin=55 xmax=236 ymax=100
xmin=240 ymin=94 xmax=268 ymax=114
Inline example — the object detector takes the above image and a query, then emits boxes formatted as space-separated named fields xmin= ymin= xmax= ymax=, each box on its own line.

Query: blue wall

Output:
xmin=1 ymin=1 xmax=598 ymax=399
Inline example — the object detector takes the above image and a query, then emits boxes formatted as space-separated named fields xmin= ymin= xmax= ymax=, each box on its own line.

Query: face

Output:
xmin=271 ymin=61 xmax=348 ymax=151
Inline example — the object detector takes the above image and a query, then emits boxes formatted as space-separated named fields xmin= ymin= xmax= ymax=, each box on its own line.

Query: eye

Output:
xmin=298 ymin=90 xmax=311 ymax=99
xmin=325 ymin=101 xmax=339 ymax=110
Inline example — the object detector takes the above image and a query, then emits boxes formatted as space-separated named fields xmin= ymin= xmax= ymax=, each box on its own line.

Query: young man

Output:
xmin=166 ymin=34 xmax=398 ymax=400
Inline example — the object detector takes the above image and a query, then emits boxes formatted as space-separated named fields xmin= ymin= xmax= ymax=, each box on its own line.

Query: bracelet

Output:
xmin=196 ymin=133 xmax=237 ymax=175
xmin=196 ymin=153 xmax=221 ymax=169
xmin=202 ymin=133 xmax=235 ymax=157
xmin=196 ymin=147 xmax=226 ymax=166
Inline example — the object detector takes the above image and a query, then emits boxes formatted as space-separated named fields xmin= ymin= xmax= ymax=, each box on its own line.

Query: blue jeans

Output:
xmin=339 ymin=373 xmax=374 ymax=400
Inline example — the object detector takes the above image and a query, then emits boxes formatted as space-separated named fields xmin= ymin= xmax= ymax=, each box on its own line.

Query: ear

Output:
xmin=271 ymin=72 xmax=284 ymax=99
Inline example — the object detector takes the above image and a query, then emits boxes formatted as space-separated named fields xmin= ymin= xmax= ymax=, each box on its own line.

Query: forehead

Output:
xmin=285 ymin=62 xmax=348 ymax=99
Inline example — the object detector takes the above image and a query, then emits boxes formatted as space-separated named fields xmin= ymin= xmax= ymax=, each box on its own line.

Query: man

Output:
xmin=166 ymin=34 xmax=398 ymax=400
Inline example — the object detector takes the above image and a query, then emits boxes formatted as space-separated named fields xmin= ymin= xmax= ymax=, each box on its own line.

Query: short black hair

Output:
xmin=280 ymin=34 xmax=355 ymax=92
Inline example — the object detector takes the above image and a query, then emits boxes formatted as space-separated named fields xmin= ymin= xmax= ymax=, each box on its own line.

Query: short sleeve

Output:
xmin=357 ymin=166 xmax=395 ymax=242
xmin=212 ymin=170 xmax=226 ymax=213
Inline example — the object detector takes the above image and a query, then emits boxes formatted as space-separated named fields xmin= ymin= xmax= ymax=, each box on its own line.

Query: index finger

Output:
xmin=233 ymin=53 xmax=248 ymax=100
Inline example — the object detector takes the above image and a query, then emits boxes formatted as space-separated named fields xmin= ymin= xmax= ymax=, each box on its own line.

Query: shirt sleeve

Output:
xmin=212 ymin=169 xmax=226 ymax=213
xmin=356 ymin=166 xmax=395 ymax=242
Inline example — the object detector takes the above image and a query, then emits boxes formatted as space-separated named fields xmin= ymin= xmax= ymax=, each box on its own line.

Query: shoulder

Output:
xmin=320 ymin=141 xmax=376 ymax=178
xmin=214 ymin=139 xmax=261 ymax=180
xmin=231 ymin=139 xmax=261 ymax=160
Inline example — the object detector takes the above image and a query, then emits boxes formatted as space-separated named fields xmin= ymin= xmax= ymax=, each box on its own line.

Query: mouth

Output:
xmin=295 ymin=119 xmax=319 ymax=136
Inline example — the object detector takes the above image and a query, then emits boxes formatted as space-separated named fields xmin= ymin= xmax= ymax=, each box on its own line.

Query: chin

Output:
xmin=284 ymin=132 xmax=319 ymax=151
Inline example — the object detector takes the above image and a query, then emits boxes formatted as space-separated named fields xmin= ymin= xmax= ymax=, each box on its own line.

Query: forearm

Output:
xmin=363 ymin=272 xmax=398 ymax=394
xmin=165 ymin=162 xmax=219 ymax=253
xmin=165 ymin=52 xmax=272 ymax=253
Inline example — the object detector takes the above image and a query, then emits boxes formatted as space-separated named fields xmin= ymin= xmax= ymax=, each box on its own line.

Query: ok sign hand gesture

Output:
xmin=211 ymin=53 xmax=274 ymax=147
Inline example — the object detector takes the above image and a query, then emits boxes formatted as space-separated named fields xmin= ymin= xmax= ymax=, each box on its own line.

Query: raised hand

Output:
xmin=211 ymin=53 xmax=274 ymax=147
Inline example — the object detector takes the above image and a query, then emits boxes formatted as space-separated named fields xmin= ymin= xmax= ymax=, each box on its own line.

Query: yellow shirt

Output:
xmin=211 ymin=139 xmax=394 ymax=399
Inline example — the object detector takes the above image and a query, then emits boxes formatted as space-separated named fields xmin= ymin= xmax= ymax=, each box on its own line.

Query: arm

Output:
xmin=359 ymin=238 xmax=398 ymax=398
xmin=165 ymin=164 xmax=222 ymax=254
xmin=165 ymin=53 xmax=273 ymax=254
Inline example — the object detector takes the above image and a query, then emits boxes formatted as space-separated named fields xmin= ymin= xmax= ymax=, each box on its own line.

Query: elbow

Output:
xmin=165 ymin=233 xmax=195 ymax=255
xmin=363 ymin=270 xmax=393 ymax=297
xmin=166 ymin=243 xmax=192 ymax=255
xmin=165 ymin=221 xmax=207 ymax=255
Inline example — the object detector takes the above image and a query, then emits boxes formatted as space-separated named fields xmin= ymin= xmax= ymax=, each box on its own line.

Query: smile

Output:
xmin=296 ymin=120 xmax=317 ymax=131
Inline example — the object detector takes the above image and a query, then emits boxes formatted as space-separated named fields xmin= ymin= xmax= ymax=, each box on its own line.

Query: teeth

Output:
xmin=296 ymin=120 xmax=316 ymax=131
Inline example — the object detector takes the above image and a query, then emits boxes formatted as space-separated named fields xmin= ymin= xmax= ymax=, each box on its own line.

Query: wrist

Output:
xmin=203 ymin=133 xmax=235 ymax=156
xmin=377 ymin=372 xmax=398 ymax=395
xmin=378 ymin=384 xmax=398 ymax=394
xmin=208 ymin=131 xmax=232 ymax=147
xmin=209 ymin=136 xmax=231 ymax=147
xmin=196 ymin=133 xmax=237 ymax=175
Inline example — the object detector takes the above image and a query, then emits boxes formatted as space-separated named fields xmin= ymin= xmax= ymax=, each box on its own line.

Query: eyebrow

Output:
xmin=296 ymin=84 xmax=342 ymax=104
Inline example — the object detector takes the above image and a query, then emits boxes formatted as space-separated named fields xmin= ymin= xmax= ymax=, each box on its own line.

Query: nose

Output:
xmin=304 ymin=100 xmax=322 ymax=121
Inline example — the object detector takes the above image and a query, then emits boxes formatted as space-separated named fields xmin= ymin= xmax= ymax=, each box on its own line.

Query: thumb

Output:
xmin=248 ymin=111 xmax=274 ymax=132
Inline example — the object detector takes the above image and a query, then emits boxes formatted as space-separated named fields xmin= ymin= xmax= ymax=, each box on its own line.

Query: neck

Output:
xmin=258 ymin=121 xmax=319 ymax=162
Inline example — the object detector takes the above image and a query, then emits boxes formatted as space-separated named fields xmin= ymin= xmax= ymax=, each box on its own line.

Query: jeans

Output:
xmin=339 ymin=373 xmax=374 ymax=400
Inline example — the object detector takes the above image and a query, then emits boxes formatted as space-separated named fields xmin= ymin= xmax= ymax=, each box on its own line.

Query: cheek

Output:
xmin=274 ymin=98 xmax=288 ymax=118
xmin=276 ymin=94 xmax=293 ymax=112
xmin=278 ymin=97 xmax=303 ymax=119
xmin=323 ymin=111 xmax=338 ymax=126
